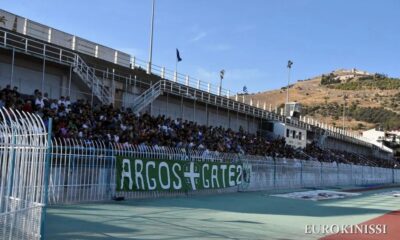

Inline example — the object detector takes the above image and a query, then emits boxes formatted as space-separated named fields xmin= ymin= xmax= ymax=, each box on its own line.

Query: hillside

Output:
xmin=248 ymin=69 xmax=400 ymax=131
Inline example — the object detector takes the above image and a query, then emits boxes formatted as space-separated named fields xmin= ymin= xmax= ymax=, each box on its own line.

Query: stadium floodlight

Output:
xmin=219 ymin=69 xmax=225 ymax=96
xmin=286 ymin=60 xmax=293 ymax=104
xmin=284 ymin=60 xmax=293 ymax=117
xmin=147 ymin=0 xmax=156 ymax=74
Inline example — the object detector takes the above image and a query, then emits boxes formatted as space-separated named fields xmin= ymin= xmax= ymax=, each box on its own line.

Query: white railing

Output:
xmin=48 ymin=138 xmax=241 ymax=204
xmin=73 ymin=55 xmax=112 ymax=104
xmin=0 ymin=28 xmax=111 ymax=105
xmin=0 ymin=9 xmax=234 ymax=98
xmin=47 ymin=137 xmax=400 ymax=205
xmin=132 ymin=81 xmax=162 ymax=113
xmin=0 ymin=109 xmax=48 ymax=240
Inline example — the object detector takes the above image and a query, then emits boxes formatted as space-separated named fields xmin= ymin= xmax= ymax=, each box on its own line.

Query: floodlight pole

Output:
xmin=175 ymin=57 xmax=178 ymax=82
xmin=219 ymin=76 xmax=223 ymax=96
xmin=219 ymin=70 xmax=225 ymax=96
xmin=286 ymin=66 xmax=291 ymax=104
xmin=285 ymin=61 xmax=292 ymax=116
xmin=147 ymin=0 xmax=155 ymax=74
xmin=342 ymin=94 xmax=346 ymax=132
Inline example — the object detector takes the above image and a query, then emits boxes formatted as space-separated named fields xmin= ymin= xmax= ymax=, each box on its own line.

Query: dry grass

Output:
xmin=247 ymin=76 xmax=400 ymax=130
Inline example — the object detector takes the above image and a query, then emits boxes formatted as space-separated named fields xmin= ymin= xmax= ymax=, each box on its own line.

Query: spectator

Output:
xmin=12 ymin=86 xmax=20 ymax=98
xmin=22 ymin=100 xmax=33 ymax=113
xmin=43 ymin=92 xmax=50 ymax=108
xmin=35 ymin=93 xmax=45 ymax=109
xmin=50 ymin=99 xmax=58 ymax=111
xmin=65 ymin=96 xmax=71 ymax=107
xmin=1 ymin=85 xmax=397 ymax=169
xmin=58 ymin=96 xmax=66 ymax=107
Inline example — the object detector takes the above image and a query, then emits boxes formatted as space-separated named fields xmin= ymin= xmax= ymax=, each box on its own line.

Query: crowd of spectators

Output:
xmin=2 ymin=85 xmax=397 ymax=168
xmin=304 ymin=142 xmax=396 ymax=168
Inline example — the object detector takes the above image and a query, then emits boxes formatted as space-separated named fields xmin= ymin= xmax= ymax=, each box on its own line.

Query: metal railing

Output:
xmin=132 ymin=80 xmax=162 ymax=113
xmin=47 ymin=138 xmax=240 ymax=204
xmin=73 ymin=55 xmax=112 ymax=104
xmin=46 ymin=137 xmax=400 ymax=205
xmin=0 ymin=109 xmax=48 ymax=240
xmin=0 ymin=28 xmax=111 ymax=105
xmin=158 ymin=79 xmax=372 ymax=149
xmin=0 ymin=9 xmax=235 ymax=97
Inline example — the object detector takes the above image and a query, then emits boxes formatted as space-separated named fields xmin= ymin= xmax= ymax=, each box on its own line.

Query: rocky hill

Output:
xmin=248 ymin=69 xmax=400 ymax=131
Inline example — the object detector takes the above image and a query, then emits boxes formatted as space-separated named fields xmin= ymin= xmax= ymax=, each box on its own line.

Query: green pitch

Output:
xmin=45 ymin=188 xmax=400 ymax=239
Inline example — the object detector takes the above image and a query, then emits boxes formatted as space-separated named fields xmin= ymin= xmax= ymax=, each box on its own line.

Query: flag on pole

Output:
xmin=287 ymin=60 xmax=293 ymax=69
xmin=176 ymin=49 xmax=182 ymax=62
xmin=220 ymin=69 xmax=225 ymax=80
xmin=243 ymin=86 xmax=248 ymax=93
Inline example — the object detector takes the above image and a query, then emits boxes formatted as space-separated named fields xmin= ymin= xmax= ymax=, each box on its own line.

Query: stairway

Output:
xmin=132 ymin=81 xmax=163 ymax=114
xmin=72 ymin=55 xmax=111 ymax=105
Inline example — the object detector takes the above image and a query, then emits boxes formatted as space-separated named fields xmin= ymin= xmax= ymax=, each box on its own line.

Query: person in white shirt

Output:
xmin=35 ymin=95 xmax=44 ymax=109
xmin=65 ymin=96 xmax=71 ymax=107
xmin=50 ymin=100 xmax=58 ymax=111
xmin=58 ymin=96 xmax=66 ymax=107
xmin=113 ymin=135 xmax=119 ymax=143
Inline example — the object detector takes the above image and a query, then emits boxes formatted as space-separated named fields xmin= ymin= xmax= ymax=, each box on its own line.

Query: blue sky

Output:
xmin=2 ymin=0 xmax=400 ymax=94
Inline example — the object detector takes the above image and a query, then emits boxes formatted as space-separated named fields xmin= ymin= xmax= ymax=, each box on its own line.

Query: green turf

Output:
xmin=45 ymin=188 xmax=400 ymax=240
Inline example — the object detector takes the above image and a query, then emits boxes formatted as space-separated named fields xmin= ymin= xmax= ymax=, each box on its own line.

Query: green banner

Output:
xmin=116 ymin=156 xmax=243 ymax=191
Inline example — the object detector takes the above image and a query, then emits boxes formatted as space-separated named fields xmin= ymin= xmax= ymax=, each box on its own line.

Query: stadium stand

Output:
xmin=1 ymin=85 xmax=398 ymax=168
xmin=0 ymin=8 xmax=396 ymax=168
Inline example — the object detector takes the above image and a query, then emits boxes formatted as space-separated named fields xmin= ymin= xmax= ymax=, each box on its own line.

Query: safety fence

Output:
xmin=47 ymin=138 xmax=400 ymax=205
xmin=246 ymin=158 xmax=398 ymax=191
xmin=0 ymin=109 xmax=48 ymax=240
xmin=48 ymin=138 xmax=241 ymax=204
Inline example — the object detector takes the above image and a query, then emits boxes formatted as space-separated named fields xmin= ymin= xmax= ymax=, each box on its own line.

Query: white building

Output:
xmin=361 ymin=128 xmax=399 ymax=153
xmin=273 ymin=122 xmax=307 ymax=149
xmin=333 ymin=68 xmax=374 ymax=82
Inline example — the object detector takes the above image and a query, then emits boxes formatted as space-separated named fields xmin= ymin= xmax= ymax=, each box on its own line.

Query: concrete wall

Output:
xmin=244 ymin=158 xmax=398 ymax=191
xmin=324 ymin=137 xmax=370 ymax=155
xmin=151 ymin=94 xmax=260 ymax=133
xmin=0 ymin=56 xmax=85 ymax=100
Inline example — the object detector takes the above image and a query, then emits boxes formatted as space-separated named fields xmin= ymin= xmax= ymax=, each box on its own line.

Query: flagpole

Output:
xmin=175 ymin=58 xmax=178 ymax=82
xmin=147 ymin=0 xmax=155 ymax=74
xmin=219 ymin=77 xmax=222 ymax=96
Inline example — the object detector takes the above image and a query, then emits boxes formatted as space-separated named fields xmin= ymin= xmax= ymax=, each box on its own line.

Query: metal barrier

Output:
xmin=244 ymin=158 xmax=398 ymax=191
xmin=0 ymin=109 xmax=48 ymax=240
xmin=47 ymin=138 xmax=400 ymax=205
xmin=47 ymin=139 xmax=240 ymax=205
